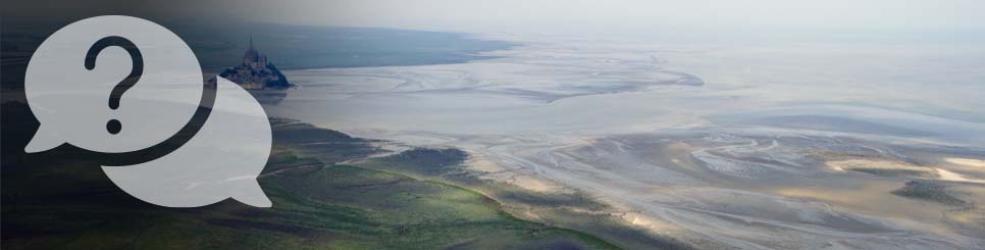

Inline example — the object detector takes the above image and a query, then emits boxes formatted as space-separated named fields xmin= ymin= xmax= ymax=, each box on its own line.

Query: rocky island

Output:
xmin=219 ymin=38 xmax=291 ymax=90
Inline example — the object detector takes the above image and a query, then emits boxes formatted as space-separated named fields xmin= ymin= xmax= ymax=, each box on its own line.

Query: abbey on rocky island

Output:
xmin=219 ymin=37 xmax=291 ymax=90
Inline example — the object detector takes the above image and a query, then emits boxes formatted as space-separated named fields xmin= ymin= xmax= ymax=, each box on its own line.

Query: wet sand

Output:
xmin=265 ymin=36 xmax=985 ymax=249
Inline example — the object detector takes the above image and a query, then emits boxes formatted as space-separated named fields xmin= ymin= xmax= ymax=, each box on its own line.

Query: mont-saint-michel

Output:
xmin=219 ymin=38 xmax=291 ymax=90
xmin=3 ymin=15 xmax=985 ymax=249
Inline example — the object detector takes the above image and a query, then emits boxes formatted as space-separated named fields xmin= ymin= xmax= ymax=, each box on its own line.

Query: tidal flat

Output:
xmin=267 ymin=35 xmax=985 ymax=249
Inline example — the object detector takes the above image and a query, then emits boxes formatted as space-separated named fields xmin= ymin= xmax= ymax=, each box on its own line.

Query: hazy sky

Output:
xmin=261 ymin=0 xmax=983 ymax=32
xmin=6 ymin=0 xmax=985 ymax=35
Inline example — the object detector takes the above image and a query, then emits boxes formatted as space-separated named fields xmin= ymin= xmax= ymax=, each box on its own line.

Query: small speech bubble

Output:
xmin=24 ymin=15 xmax=272 ymax=208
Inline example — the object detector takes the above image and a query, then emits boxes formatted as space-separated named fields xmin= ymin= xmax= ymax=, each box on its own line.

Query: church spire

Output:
xmin=249 ymin=34 xmax=254 ymax=50
xmin=243 ymin=35 xmax=261 ymax=65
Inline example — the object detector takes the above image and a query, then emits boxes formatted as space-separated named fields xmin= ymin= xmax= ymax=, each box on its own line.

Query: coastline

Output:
xmin=267 ymin=32 xmax=985 ymax=249
xmin=273 ymin=119 xmax=690 ymax=249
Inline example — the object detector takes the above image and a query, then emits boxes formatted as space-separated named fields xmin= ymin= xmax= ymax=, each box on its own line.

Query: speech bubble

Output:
xmin=100 ymin=77 xmax=273 ymax=207
xmin=23 ymin=15 xmax=272 ymax=207
xmin=25 ymin=15 xmax=204 ymax=153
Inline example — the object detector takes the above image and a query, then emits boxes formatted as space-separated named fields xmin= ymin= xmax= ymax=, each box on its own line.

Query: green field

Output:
xmin=2 ymin=118 xmax=618 ymax=249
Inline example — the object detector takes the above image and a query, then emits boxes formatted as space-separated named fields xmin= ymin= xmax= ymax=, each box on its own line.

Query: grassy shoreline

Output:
xmin=2 ymin=118 xmax=629 ymax=249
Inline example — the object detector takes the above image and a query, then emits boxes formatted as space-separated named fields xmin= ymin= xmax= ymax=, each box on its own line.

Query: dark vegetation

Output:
xmin=1 ymin=111 xmax=617 ymax=249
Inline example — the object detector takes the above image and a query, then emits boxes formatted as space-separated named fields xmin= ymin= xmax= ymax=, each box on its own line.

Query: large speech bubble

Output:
xmin=25 ymin=15 xmax=203 ymax=153
xmin=23 ymin=15 xmax=272 ymax=207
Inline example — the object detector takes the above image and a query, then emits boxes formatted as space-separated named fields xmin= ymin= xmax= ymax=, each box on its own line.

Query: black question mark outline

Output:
xmin=78 ymin=36 xmax=217 ymax=166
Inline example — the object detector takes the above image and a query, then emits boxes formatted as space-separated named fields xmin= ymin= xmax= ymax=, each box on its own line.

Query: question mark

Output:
xmin=85 ymin=36 xmax=143 ymax=135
